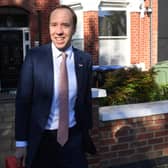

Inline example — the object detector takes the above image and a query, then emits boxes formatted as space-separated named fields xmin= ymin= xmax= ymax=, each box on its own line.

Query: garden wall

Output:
xmin=1 ymin=95 xmax=168 ymax=168
xmin=89 ymin=100 xmax=168 ymax=168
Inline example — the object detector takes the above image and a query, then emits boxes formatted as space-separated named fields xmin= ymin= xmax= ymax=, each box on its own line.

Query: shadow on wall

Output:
xmin=100 ymin=117 xmax=165 ymax=168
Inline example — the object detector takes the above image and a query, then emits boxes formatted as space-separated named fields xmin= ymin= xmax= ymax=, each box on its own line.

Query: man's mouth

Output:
xmin=55 ymin=37 xmax=65 ymax=44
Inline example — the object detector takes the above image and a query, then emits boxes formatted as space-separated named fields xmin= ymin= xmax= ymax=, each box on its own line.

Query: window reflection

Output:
xmin=99 ymin=11 xmax=126 ymax=36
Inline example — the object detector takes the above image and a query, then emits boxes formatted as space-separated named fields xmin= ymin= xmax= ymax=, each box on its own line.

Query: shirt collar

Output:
xmin=51 ymin=43 xmax=73 ymax=59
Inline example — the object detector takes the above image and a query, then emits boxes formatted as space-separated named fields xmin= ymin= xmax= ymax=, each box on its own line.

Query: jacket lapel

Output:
xmin=43 ymin=43 xmax=54 ymax=101
xmin=73 ymin=48 xmax=84 ymax=93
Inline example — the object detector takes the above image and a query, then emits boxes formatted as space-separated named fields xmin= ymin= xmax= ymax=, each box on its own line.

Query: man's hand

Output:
xmin=15 ymin=147 xmax=27 ymax=167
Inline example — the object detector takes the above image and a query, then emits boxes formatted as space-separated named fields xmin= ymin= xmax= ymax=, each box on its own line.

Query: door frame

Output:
xmin=0 ymin=27 xmax=30 ymax=58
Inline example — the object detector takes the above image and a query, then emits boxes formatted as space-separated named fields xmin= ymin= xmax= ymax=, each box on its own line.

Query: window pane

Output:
xmin=99 ymin=11 xmax=126 ymax=36
xmin=25 ymin=32 xmax=29 ymax=41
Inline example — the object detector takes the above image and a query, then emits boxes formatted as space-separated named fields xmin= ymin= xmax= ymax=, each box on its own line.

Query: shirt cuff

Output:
xmin=16 ymin=141 xmax=28 ymax=147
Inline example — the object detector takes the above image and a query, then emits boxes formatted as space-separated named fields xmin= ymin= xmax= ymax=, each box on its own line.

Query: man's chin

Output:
xmin=57 ymin=47 xmax=66 ymax=51
xmin=55 ymin=45 xmax=65 ymax=51
xmin=54 ymin=43 xmax=69 ymax=51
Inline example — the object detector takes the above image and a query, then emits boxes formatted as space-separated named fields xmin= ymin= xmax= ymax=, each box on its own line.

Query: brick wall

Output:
xmin=89 ymin=110 xmax=168 ymax=168
xmin=34 ymin=0 xmax=59 ymax=45
xmin=130 ymin=0 xmax=158 ymax=69
xmin=1 ymin=98 xmax=168 ymax=168
xmin=0 ymin=0 xmax=59 ymax=47
xmin=151 ymin=0 xmax=158 ymax=67
xmin=84 ymin=11 xmax=99 ymax=64
xmin=0 ymin=0 xmax=34 ymax=11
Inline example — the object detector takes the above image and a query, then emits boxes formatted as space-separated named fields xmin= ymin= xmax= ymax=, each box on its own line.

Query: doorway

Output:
xmin=0 ymin=30 xmax=23 ymax=90
xmin=0 ymin=7 xmax=30 ymax=91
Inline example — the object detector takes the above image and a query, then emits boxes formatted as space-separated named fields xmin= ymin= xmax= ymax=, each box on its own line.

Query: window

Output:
xmin=99 ymin=10 xmax=126 ymax=36
xmin=98 ymin=2 xmax=130 ymax=66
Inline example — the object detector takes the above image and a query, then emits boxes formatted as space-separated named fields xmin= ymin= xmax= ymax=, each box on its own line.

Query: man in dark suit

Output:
xmin=15 ymin=5 xmax=96 ymax=168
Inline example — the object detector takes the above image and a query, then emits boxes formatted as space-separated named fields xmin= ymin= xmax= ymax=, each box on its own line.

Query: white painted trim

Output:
xmin=22 ymin=28 xmax=30 ymax=59
xmin=68 ymin=2 xmax=83 ymax=10
xmin=99 ymin=100 xmax=168 ymax=121
xmin=0 ymin=27 xmax=30 ymax=60
xmin=100 ymin=0 xmax=129 ymax=9
xmin=82 ymin=1 xmax=100 ymax=11
xmin=98 ymin=3 xmax=131 ymax=66
xmin=127 ymin=6 xmax=131 ymax=66
xmin=99 ymin=36 xmax=128 ymax=39
xmin=128 ymin=0 xmax=143 ymax=12
xmin=91 ymin=88 xmax=107 ymax=98
xmin=0 ymin=27 xmax=28 ymax=30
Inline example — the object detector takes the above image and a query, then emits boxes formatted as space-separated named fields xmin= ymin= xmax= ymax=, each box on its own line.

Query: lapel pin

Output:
xmin=78 ymin=64 xmax=83 ymax=67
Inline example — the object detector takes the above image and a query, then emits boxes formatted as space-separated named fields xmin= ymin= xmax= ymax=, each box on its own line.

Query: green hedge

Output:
xmin=99 ymin=67 xmax=168 ymax=106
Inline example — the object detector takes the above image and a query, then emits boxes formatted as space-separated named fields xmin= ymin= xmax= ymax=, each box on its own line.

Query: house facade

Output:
xmin=0 ymin=0 xmax=158 ymax=91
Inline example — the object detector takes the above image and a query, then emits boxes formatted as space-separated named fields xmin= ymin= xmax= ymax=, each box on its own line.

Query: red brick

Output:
xmin=136 ymin=133 xmax=153 ymax=140
xmin=118 ymin=149 xmax=135 ymax=157
xmin=155 ymin=130 xmax=168 ymax=137
xmin=111 ymin=143 xmax=128 ymax=151
xmin=148 ymin=138 xmax=163 ymax=144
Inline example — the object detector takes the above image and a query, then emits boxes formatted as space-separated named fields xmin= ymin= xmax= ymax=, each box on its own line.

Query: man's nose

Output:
xmin=56 ymin=25 xmax=64 ymax=35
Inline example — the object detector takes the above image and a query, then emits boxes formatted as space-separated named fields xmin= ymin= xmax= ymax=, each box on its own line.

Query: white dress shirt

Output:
xmin=45 ymin=43 xmax=77 ymax=129
xmin=16 ymin=43 xmax=77 ymax=147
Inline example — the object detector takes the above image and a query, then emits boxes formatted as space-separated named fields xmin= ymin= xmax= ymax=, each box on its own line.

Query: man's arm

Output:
xmin=15 ymin=50 xmax=33 ymax=167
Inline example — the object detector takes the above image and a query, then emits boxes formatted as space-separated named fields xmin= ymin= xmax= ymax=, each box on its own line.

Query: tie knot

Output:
xmin=61 ymin=52 xmax=67 ymax=59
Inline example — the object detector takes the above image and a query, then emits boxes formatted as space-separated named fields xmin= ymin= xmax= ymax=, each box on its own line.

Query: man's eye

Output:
xmin=63 ymin=23 xmax=70 ymax=27
xmin=50 ymin=23 xmax=57 ymax=27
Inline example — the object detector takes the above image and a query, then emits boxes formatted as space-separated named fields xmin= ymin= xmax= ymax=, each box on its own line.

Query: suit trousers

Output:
xmin=31 ymin=126 xmax=88 ymax=168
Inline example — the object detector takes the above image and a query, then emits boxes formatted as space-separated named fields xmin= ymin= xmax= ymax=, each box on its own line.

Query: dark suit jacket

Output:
xmin=15 ymin=43 xmax=96 ymax=168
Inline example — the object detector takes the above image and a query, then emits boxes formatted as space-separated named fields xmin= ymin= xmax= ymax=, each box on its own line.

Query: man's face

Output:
xmin=49 ymin=8 xmax=75 ymax=51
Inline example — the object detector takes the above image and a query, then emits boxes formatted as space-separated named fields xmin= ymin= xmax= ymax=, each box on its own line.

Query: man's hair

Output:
xmin=50 ymin=5 xmax=77 ymax=30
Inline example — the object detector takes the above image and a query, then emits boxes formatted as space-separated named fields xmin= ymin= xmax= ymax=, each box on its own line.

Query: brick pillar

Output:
xmin=83 ymin=11 xmax=99 ymax=65
xmin=130 ymin=0 xmax=158 ymax=69
xmin=150 ymin=0 xmax=158 ymax=67
xmin=130 ymin=13 xmax=140 ymax=65
xmin=32 ymin=0 xmax=59 ymax=46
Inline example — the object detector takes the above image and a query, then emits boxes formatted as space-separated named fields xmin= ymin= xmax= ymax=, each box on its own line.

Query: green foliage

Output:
xmin=99 ymin=67 xmax=168 ymax=106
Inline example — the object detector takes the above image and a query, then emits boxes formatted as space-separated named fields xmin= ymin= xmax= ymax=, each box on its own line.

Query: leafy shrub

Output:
xmin=99 ymin=67 xmax=168 ymax=106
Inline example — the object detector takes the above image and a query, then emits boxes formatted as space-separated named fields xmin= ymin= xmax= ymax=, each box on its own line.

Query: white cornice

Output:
xmin=81 ymin=0 xmax=100 ymax=11
xmin=61 ymin=0 xmax=132 ymax=11
xmin=100 ymin=0 xmax=129 ymax=6
xmin=68 ymin=2 xmax=83 ymax=10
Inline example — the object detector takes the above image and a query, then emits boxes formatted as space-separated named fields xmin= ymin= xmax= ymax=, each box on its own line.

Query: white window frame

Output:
xmin=99 ymin=0 xmax=130 ymax=39
xmin=0 ymin=27 xmax=30 ymax=60
xmin=70 ymin=3 xmax=84 ymax=50
xmin=98 ymin=0 xmax=131 ymax=66
xmin=23 ymin=28 xmax=31 ymax=59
